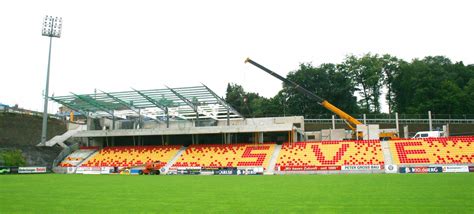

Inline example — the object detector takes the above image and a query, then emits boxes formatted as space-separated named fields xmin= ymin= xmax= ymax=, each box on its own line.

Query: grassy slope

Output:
xmin=0 ymin=174 xmax=473 ymax=213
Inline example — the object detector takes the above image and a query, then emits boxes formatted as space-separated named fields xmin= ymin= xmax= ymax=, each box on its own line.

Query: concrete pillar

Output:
xmin=428 ymin=111 xmax=432 ymax=131
xmin=443 ymin=124 xmax=450 ymax=137
xmin=293 ymin=130 xmax=298 ymax=143
xmin=403 ymin=126 xmax=409 ymax=138
xmin=332 ymin=115 xmax=336 ymax=130
xmin=227 ymin=109 xmax=230 ymax=126
xmin=87 ymin=117 xmax=92 ymax=130
xmin=395 ymin=112 xmax=400 ymax=136
xmin=258 ymin=132 xmax=264 ymax=143
xmin=112 ymin=110 xmax=115 ymax=130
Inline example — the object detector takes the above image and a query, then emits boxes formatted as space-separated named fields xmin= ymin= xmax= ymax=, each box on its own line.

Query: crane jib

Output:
xmin=245 ymin=58 xmax=324 ymax=102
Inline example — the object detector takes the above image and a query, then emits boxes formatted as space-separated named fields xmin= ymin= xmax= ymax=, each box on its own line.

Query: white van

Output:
xmin=412 ymin=131 xmax=445 ymax=139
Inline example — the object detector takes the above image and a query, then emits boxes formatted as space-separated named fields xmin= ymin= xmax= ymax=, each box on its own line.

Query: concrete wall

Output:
xmin=101 ymin=116 xmax=305 ymax=132
xmin=0 ymin=113 xmax=67 ymax=145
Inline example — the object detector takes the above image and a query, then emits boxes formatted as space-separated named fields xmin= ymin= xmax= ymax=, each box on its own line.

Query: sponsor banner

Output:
xmin=399 ymin=167 xmax=442 ymax=174
xmin=385 ymin=165 xmax=398 ymax=174
xmin=342 ymin=165 xmax=382 ymax=171
xmin=167 ymin=167 xmax=178 ymax=175
xmin=130 ymin=169 xmax=141 ymax=175
xmin=18 ymin=167 xmax=47 ymax=174
xmin=177 ymin=167 xmax=201 ymax=175
xmin=214 ymin=168 xmax=237 ymax=175
xmin=76 ymin=167 xmax=101 ymax=174
xmin=237 ymin=167 xmax=264 ymax=175
xmin=200 ymin=171 xmax=214 ymax=175
xmin=0 ymin=167 xmax=11 ymax=174
xmin=100 ymin=167 xmax=113 ymax=174
xmin=280 ymin=166 xmax=341 ymax=171
xmin=10 ymin=167 xmax=18 ymax=174
xmin=66 ymin=167 xmax=76 ymax=174
xmin=468 ymin=166 xmax=474 ymax=172
xmin=442 ymin=166 xmax=469 ymax=173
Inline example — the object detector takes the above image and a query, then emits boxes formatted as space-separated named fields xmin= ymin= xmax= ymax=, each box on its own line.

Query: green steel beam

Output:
xmin=50 ymin=96 xmax=90 ymax=117
xmin=132 ymin=88 xmax=168 ymax=111
xmin=201 ymin=83 xmax=243 ymax=118
xmin=71 ymin=93 xmax=114 ymax=116
xmin=100 ymin=90 xmax=161 ymax=123
xmin=167 ymin=86 xmax=198 ymax=112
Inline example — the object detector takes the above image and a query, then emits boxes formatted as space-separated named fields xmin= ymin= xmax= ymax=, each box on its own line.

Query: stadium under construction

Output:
xmin=7 ymin=82 xmax=463 ymax=176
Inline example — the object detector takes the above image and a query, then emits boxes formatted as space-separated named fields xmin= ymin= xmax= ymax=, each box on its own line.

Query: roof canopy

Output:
xmin=51 ymin=85 xmax=242 ymax=121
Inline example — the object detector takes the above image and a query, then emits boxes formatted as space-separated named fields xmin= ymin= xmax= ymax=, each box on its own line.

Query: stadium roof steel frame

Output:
xmin=51 ymin=85 xmax=243 ymax=121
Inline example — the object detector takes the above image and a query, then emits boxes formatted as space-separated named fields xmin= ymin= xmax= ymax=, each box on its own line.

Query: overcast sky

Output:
xmin=1 ymin=0 xmax=473 ymax=113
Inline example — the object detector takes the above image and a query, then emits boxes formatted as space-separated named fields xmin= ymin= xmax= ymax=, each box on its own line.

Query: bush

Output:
xmin=0 ymin=149 xmax=26 ymax=166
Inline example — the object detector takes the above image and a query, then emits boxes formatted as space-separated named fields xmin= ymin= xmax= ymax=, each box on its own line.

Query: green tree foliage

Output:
xmin=0 ymin=150 xmax=26 ymax=166
xmin=226 ymin=55 xmax=473 ymax=117
xmin=340 ymin=54 xmax=385 ymax=113
xmin=225 ymin=83 xmax=275 ymax=117
xmin=380 ymin=54 xmax=403 ymax=113
xmin=284 ymin=63 xmax=359 ymax=117
xmin=392 ymin=56 xmax=474 ymax=114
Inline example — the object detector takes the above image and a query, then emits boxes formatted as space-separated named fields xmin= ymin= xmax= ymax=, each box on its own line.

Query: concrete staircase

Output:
xmin=162 ymin=146 xmax=187 ymax=173
xmin=265 ymin=144 xmax=282 ymax=175
xmin=39 ymin=125 xmax=87 ymax=148
xmin=380 ymin=140 xmax=394 ymax=166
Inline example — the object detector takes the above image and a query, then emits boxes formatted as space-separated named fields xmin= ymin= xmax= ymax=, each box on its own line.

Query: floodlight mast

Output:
xmin=40 ymin=16 xmax=62 ymax=145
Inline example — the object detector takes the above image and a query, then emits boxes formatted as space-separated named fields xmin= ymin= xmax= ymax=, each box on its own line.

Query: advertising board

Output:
xmin=0 ymin=167 xmax=11 ymax=174
xmin=442 ymin=166 xmax=469 ymax=173
xmin=177 ymin=167 xmax=201 ymax=175
xmin=280 ymin=166 xmax=341 ymax=171
xmin=66 ymin=167 xmax=76 ymax=174
xmin=341 ymin=165 xmax=382 ymax=171
xmin=18 ymin=167 xmax=47 ymax=174
xmin=100 ymin=167 xmax=113 ymax=174
xmin=237 ymin=167 xmax=264 ymax=175
xmin=214 ymin=167 xmax=238 ymax=175
xmin=399 ymin=167 xmax=442 ymax=173
xmin=75 ymin=167 xmax=101 ymax=174
xmin=384 ymin=164 xmax=398 ymax=174
xmin=469 ymin=166 xmax=474 ymax=172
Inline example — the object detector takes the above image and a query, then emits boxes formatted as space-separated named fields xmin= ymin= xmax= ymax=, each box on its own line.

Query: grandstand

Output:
xmin=31 ymin=85 xmax=472 ymax=175
xmin=80 ymin=145 xmax=181 ymax=168
xmin=276 ymin=140 xmax=384 ymax=171
xmin=389 ymin=137 xmax=474 ymax=164
xmin=173 ymin=143 xmax=275 ymax=169
xmin=59 ymin=147 xmax=97 ymax=167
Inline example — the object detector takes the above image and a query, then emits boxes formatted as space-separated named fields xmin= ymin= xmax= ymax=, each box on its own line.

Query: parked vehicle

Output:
xmin=412 ymin=131 xmax=445 ymax=139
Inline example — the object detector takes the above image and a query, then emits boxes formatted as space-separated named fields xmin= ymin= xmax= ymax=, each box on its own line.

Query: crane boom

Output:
xmin=245 ymin=58 xmax=363 ymax=131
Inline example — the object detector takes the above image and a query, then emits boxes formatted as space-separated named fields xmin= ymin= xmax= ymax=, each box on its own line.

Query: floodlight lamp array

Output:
xmin=42 ymin=15 xmax=62 ymax=38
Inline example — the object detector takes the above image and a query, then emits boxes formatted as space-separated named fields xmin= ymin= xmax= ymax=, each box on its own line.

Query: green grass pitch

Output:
xmin=1 ymin=173 xmax=473 ymax=213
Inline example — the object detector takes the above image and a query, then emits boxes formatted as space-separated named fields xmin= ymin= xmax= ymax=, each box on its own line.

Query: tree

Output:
xmin=380 ymin=54 xmax=403 ymax=113
xmin=225 ymin=83 xmax=272 ymax=117
xmin=284 ymin=63 xmax=359 ymax=117
xmin=392 ymin=56 xmax=474 ymax=114
xmin=340 ymin=54 xmax=384 ymax=113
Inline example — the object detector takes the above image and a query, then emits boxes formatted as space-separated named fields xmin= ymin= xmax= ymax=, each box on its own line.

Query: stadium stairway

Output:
xmin=265 ymin=144 xmax=282 ymax=175
xmin=380 ymin=140 xmax=395 ymax=166
xmin=160 ymin=146 xmax=187 ymax=174
xmin=38 ymin=125 xmax=86 ymax=148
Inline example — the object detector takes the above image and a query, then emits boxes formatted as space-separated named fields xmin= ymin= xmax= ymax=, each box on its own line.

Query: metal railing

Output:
xmin=305 ymin=118 xmax=474 ymax=124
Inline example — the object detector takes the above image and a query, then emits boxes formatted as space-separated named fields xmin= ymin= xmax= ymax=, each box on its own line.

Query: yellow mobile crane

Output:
xmin=245 ymin=58 xmax=398 ymax=140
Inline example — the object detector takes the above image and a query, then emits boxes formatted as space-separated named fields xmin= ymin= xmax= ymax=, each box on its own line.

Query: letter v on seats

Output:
xmin=311 ymin=143 xmax=349 ymax=165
